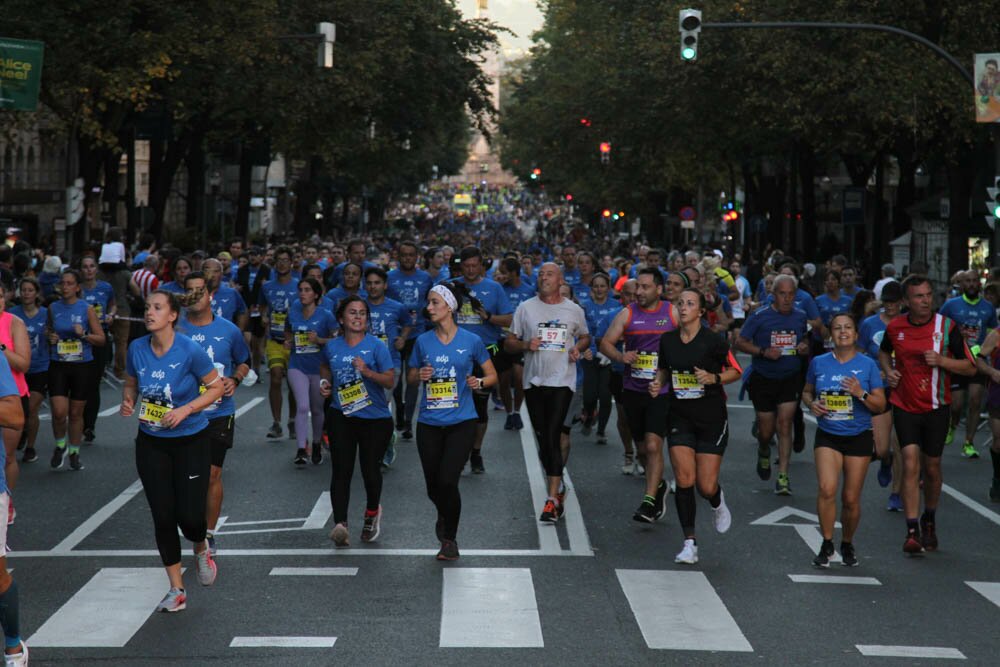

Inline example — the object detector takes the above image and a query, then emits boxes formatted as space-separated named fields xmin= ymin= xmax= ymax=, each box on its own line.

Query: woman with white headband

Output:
xmin=407 ymin=282 xmax=497 ymax=560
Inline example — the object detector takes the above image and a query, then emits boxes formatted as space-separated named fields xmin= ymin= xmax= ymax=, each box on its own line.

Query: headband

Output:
xmin=430 ymin=284 xmax=458 ymax=312
xmin=678 ymin=271 xmax=691 ymax=288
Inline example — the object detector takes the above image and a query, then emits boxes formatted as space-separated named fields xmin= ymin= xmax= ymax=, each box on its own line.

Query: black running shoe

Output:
xmin=437 ymin=539 xmax=459 ymax=561
xmin=653 ymin=480 xmax=668 ymax=520
xmin=51 ymin=447 xmax=65 ymax=469
xmin=311 ymin=443 xmax=323 ymax=465
xmin=756 ymin=445 xmax=771 ymax=481
xmin=69 ymin=452 xmax=83 ymax=471
xmin=840 ymin=542 xmax=859 ymax=567
xmin=633 ymin=500 xmax=657 ymax=523
xmin=470 ymin=452 xmax=485 ymax=474
xmin=294 ymin=448 xmax=308 ymax=466
xmin=539 ymin=499 xmax=560 ymax=524
xmin=919 ymin=517 xmax=938 ymax=551
xmin=402 ymin=429 xmax=413 ymax=441
xmin=813 ymin=540 xmax=835 ymax=568
xmin=266 ymin=422 xmax=282 ymax=439
xmin=83 ymin=428 xmax=95 ymax=444
xmin=22 ymin=447 xmax=37 ymax=464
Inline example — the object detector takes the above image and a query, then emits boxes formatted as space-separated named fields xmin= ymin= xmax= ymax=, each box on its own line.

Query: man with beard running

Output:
xmin=600 ymin=268 xmax=676 ymax=523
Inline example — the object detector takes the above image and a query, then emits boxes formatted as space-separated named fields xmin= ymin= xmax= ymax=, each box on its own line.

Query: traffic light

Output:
xmin=679 ymin=9 xmax=702 ymax=61
xmin=602 ymin=209 xmax=612 ymax=218
xmin=565 ymin=194 xmax=573 ymax=202
xmin=530 ymin=167 xmax=541 ymax=180
xmin=599 ymin=142 xmax=611 ymax=164
xmin=987 ymin=177 xmax=1000 ymax=230
xmin=66 ymin=177 xmax=85 ymax=226
xmin=579 ymin=117 xmax=592 ymax=127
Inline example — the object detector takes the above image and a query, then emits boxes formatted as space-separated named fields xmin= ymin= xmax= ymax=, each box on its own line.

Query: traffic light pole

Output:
xmin=701 ymin=21 xmax=973 ymax=86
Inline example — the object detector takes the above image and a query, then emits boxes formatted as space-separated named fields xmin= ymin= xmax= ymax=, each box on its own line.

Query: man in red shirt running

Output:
xmin=879 ymin=275 xmax=975 ymax=555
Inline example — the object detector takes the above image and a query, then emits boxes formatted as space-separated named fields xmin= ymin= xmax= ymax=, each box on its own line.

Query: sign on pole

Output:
xmin=975 ymin=53 xmax=1000 ymax=123
xmin=0 ymin=37 xmax=44 ymax=111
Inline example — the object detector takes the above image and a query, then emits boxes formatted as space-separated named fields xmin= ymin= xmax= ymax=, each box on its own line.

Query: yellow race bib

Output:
xmin=57 ymin=339 xmax=84 ymax=362
xmin=671 ymin=370 xmax=704 ymax=399
xmin=821 ymin=390 xmax=854 ymax=421
xmin=631 ymin=351 xmax=657 ymax=380
xmin=426 ymin=377 xmax=459 ymax=410
xmin=338 ymin=379 xmax=372 ymax=415
xmin=138 ymin=398 xmax=172 ymax=429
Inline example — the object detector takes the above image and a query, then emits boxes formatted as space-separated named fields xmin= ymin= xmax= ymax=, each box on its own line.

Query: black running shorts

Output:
xmin=205 ymin=414 xmax=235 ymax=467
xmin=814 ymin=428 xmax=874 ymax=458
xmin=747 ymin=371 xmax=800 ymax=413
xmin=620 ymin=389 xmax=668 ymax=439
xmin=892 ymin=405 xmax=949 ymax=458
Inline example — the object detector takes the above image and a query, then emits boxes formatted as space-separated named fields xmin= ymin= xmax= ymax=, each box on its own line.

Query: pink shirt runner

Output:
xmin=0 ymin=312 xmax=29 ymax=397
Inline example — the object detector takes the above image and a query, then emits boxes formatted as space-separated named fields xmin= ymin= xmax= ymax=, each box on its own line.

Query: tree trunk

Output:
xmin=148 ymin=131 xmax=192 ymax=245
xmin=235 ymin=141 xmax=253 ymax=242
xmin=102 ymin=149 xmax=122 ymax=230
xmin=185 ymin=134 xmax=206 ymax=247
xmin=798 ymin=142 xmax=817 ymax=259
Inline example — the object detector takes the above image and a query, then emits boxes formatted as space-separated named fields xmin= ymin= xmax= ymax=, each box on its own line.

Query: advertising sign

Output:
xmin=0 ymin=38 xmax=44 ymax=111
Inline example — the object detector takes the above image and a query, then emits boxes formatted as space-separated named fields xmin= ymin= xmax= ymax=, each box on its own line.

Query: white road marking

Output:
xmin=517 ymin=405 xmax=562 ymax=555
xmin=560 ymin=469 xmax=593 ymax=555
xmin=617 ymin=569 xmax=752 ymax=652
xmin=270 ymin=567 xmax=358 ymax=576
xmin=966 ymin=581 xmax=1000 ymax=609
xmin=856 ymin=645 xmax=965 ymax=659
xmin=51 ymin=480 xmax=144 ymax=553
xmin=941 ymin=483 xmax=1000 ymax=527
xmin=788 ymin=574 xmax=880 ymax=585
xmin=302 ymin=491 xmax=332 ymax=530
xmin=28 ymin=568 xmax=169 ymax=647
xmin=234 ymin=396 xmax=265 ymax=418
xmin=7 ymin=547 xmax=563 ymax=558
xmin=231 ymin=637 xmax=337 ymax=648
xmin=440 ymin=568 xmax=543 ymax=648
xmin=751 ymin=506 xmax=841 ymax=563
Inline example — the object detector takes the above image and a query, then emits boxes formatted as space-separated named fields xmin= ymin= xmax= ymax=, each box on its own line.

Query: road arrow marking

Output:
xmin=751 ymin=506 xmax=842 ymax=564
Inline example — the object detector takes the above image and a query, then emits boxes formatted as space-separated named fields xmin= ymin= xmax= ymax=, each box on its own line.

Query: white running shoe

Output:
xmin=622 ymin=454 xmax=634 ymax=475
xmin=713 ymin=491 xmax=732 ymax=534
xmin=632 ymin=459 xmax=645 ymax=476
xmin=195 ymin=545 xmax=217 ymax=586
xmin=674 ymin=538 xmax=699 ymax=564
xmin=155 ymin=587 xmax=187 ymax=613
xmin=4 ymin=640 xmax=28 ymax=667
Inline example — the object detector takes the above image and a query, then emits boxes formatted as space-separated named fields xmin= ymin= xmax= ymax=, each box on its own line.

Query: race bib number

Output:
xmin=631 ymin=351 xmax=658 ymax=381
xmin=961 ymin=324 xmax=981 ymax=344
xmin=821 ymin=390 xmax=854 ymax=421
xmin=270 ymin=311 xmax=287 ymax=334
xmin=294 ymin=331 xmax=318 ymax=354
xmin=537 ymin=322 xmax=568 ymax=352
xmin=672 ymin=370 xmax=704 ymax=399
xmin=770 ymin=330 xmax=797 ymax=356
xmin=376 ymin=333 xmax=390 ymax=348
xmin=57 ymin=339 xmax=83 ymax=362
xmin=338 ymin=379 xmax=372 ymax=416
xmin=138 ymin=398 xmax=172 ymax=429
xmin=426 ymin=377 xmax=459 ymax=410
xmin=94 ymin=303 xmax=103 ymax=321
xmin=456 ymin=302 xmax=482 ymax=325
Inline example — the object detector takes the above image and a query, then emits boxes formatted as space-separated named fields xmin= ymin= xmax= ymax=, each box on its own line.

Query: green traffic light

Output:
xmin=993 ymin=204 xmax=1000 ymax=218
xmin=681 ymin=47 xmax=696 ymax=60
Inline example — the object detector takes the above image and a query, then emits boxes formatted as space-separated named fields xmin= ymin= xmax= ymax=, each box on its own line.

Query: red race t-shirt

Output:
xmin=880 ymin=313 xmax=973 ymax=413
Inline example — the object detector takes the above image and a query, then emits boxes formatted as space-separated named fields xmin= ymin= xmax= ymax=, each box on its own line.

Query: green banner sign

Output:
xmin=0 ymin=37 xmax=44 ymax=111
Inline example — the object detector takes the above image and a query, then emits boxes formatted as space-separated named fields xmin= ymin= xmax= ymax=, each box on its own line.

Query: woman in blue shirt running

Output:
xmin=802 ymin=312 xmax=886 ymax=569
xmin=121 ymin=289 xmax=224 ymax=613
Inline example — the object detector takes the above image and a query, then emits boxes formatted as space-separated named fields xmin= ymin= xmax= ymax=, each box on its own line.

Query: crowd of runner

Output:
xmin=0 ymin=187 xmax=993 ymax=659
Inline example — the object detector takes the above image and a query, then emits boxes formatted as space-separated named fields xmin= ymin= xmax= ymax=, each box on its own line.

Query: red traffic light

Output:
xmin=599 ymin=142 xmax=611 ymax=154
xmin=532 ymin=168 xmax=541 ymax=176
xmin=602 ymin=209 xmax=612 ymax=218
xmin=579 ymin=118 xmax=592 ymax=127
xmin=565 ymin=194 xmax=574 ymax=201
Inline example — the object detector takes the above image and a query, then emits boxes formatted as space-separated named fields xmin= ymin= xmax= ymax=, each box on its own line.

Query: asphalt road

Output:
xmin=8 ymin=365 xmax=1000 ymax=665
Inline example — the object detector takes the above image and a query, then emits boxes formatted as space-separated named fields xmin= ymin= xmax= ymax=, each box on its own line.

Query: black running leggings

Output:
xmin=135 ymin=430 xmax=210 ymax=566
xmin=327 ymin=411 xmax=392 ymax=524
xmin=582 ymin=359 xmax=613 ymax=433
xmin=525 ymin=385 xmax=575 ymax=477
xmin=392 ymin=338 xmax=419 ymax=427
xmin=84 ymin=343 xmax=110 ymax=431
xmin=416 ymin=419 xmax=477 ymax=541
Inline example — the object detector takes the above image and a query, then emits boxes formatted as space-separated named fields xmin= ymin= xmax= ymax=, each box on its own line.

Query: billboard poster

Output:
xmin=0 ymin=37 xmax=44 ymax=111
xmin=975 ymin=53 xmax=1000 ymax=123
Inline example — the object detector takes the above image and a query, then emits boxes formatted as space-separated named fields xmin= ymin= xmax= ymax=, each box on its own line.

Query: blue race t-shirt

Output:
xmin=806 ymin=351 xmax=884 ymax=436
xmin=322 ymin=334 xmax=393 ymax=419
xmin=261 ymin=277 xmax=298 ymax=341
xmin=387 ymin=268 xmax=433 ymax=340
xmin=504 ymin=282 xmax=536 ymax=312
xmin=126 ymin=333 xmax=216 ymax=437
xmin=0 ymin=353 xmax=19 ymax=493
xmin=573 ymin=283 xmax=593 ymax=308
xmin=287 ymin=301 xmax=338 ymax=375
xmin=453 ymin=277 xmax=512 ymax=345
xmin=939 ymin=295 xmax=998 ymax=348
xmin=211 ymin=284 xmax=247 ymax=324
xmin=82 ymin=280 xmax=115 ymax=327
xmin=10 ymin=305 xmax=49 ymax=374
xmin=409 ymin=328 xmax=489 ymax=426
xmin=815 ymin=293 xmax=854 ymax=327
xmin=858 ymin=313 xmax=888 ymax=359
xmin=367 ymin=298 xmax=409 ymax=368
xmin=740 ymin=306 xmax=809 ymax=379
xmin=322 ymin=287 xmax=368 ymax=315
xmin=49 ymin=299 xmax=94 ymax=363
xmin=159 ymin=281 xmax=185 ymax=295
xmin=585 ymin=298 xmax=623 ymax=358
xmin=176 ymin=315 xmax=250 ymax=418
